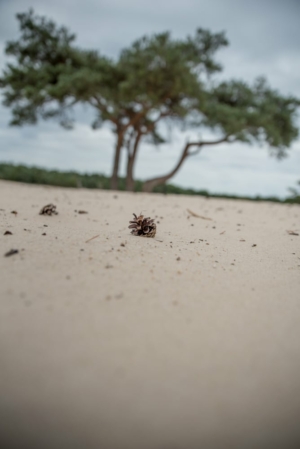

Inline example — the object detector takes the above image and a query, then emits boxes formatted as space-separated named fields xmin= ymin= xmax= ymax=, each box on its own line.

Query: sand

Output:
xmin=0 ymin=180 xmax=300 ymax=449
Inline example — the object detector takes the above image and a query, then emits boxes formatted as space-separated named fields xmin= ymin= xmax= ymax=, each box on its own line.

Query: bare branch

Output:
xmin=187 ymin=135 xmax=230 ymax=156
xmin=143 ymin=134 xmax=231 ymax=192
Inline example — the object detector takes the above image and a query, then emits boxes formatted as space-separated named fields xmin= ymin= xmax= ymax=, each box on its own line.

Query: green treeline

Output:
xmin=1 ymin=163 xmax=299 ymax=204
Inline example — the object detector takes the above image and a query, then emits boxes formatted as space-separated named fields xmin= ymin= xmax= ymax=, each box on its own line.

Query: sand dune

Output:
xmin=1 ymin=180 xmax=300 ymax=449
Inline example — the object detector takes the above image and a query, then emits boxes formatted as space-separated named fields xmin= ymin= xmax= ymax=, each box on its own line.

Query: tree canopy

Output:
xmin=1 ymin=9 xmax=299 ymax=191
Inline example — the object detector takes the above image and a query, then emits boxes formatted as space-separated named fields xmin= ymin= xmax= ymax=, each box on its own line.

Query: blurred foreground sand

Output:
xmin=1 ymin=180 xmax=300 ymax=449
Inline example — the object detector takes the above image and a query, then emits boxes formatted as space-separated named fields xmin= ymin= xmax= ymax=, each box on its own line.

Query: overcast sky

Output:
xmin=0 ymin=0 xmax=299 ymax=197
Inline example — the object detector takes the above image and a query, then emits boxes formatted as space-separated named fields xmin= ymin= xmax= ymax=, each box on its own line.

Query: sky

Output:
xmin=0 ymin=0 xmax=299 ymax=197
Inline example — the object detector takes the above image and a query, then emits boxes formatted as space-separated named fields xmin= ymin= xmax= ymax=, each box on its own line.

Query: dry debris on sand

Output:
xmin=0 ymin=180 xmax=300 ymax=449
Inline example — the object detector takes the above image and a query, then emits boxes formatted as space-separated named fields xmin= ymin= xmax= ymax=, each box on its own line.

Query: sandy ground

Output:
xmin=0 ymin=180 xmax=300 ymax=449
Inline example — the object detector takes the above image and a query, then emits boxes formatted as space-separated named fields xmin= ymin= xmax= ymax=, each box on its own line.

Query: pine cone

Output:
xmin=39 ymin=204 xmax=58 ymax=216
xmin=128 ymin=213 xmax=156 ymax=238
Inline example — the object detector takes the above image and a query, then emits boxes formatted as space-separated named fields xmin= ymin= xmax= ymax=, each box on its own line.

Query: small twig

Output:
xmin=187 ymin=209 xmax=212 ymax=221
xmin=5 ymin=249 xmax=19 ymax=257
xmin=287 ymin=230 xmax=299 ymax=236
xmin=85 ymin=234 xmax=100 ymax=243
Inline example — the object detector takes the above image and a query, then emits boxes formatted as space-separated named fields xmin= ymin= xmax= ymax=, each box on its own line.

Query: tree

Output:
xmin=142 ymin=78 xmax=300 ymax=191
xmin=0 ymin=9 xmax=133 ymax=189
xmin=116 ymin=29 xmax=228 ymax=190
xmin=0 ymin=10 xmax=228 ymax=190
xmin=1 ymin=10 xmax=299 ymax=193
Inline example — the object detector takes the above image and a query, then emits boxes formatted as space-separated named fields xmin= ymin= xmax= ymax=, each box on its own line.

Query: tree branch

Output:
xmin=142 ymin=134 xmax=230 ymax=192
xmin=187 ymin=135 xmax=230 ymax=156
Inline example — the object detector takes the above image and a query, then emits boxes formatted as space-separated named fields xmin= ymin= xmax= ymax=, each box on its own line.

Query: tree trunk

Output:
xmin=142 ymin=136 xmax=229 ymax=192
xmin=110 ymin=133 xmax=123 ymax=190
xmin=125 ymin=131 xmax=142 ymax=191
xmin=110 ymin=112 xmax=147 ymax=190
xmin=142 ymin=143 xmax=191 ymax=192
xmin=125 ymin=155 xmax=135 ymax=191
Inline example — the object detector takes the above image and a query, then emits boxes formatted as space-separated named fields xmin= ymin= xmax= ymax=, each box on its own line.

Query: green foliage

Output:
xmin=0 ymin=10 xmax=228 ymax=134
xmin=0 ymin=9 xmax=109 ymax=127
xmin=1 ymin=163 xmax=299 ymax=204
xmin=117 ymin=28 xmax=227 ymax=111
xmin=0 ymin=9 xmax=299 ymax=190
xmin=0 ymin=163 xmax=110 ymax=188
xmin=201 ymin=77 xmax=300 ymax=158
